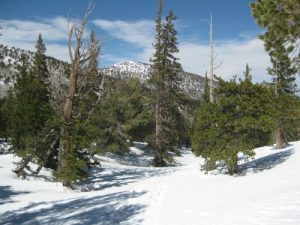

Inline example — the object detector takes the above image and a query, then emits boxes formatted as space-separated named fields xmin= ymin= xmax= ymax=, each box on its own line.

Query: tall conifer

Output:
xmin=150 ymin=0 xmax=183 ymax=166
xmin=3 ymin=35 xmax=55 ymax=176
xmin=251 ymin=0 xmax=299 ymax=148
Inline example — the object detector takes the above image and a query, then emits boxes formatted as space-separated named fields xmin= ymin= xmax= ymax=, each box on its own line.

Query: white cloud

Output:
xmin=0 ymin=17 xmax=69 ymax=42
xmin=0 ymin=17 xmax=272 ymax=83
xmin=92 ymin=19 xmax=271 ymax=83
xmin=178 ymin=38 xmax=271 ymax=83
xmin=131 ymin=38 xmax=271 ymax=83
xmin=0 ymin=17 xmax=81 ymax=62
xmin=93 ymin=19 xmax=154 ymax=48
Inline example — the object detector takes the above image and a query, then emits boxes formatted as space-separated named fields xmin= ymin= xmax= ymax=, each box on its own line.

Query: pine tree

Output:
xmin=268 ymin=40 xmax=297 ymax=148
xmin=202 ymin=74 xmax=210 ymax=103
xmin=251 ymin=0 xmax=299 ymax=149
xmin=76 ymin=30 xmax=102 ymax=120
xmin=92 ymin=77 xmax=153 ymax=155
xmin=34 ymin=34 xmax=49 ymax=82
xmin=243 ymin=63 xmax=252 ymax=81
xmin=150 ymin=0 xmax=183 ymax=166
xmin=0 ymin=99 xmax=7 ymax=139
xmin=3 ymin=45 xmax=55 ymax=177
xmin=251 ymin=0 xmax=300 ymax=72
xmin=4 ymin=53 xmax=51 ymax=150
xmin=192 ymin=75 xmax=274 ymax=174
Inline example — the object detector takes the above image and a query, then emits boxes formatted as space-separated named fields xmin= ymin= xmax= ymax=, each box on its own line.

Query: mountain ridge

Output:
xmin=0 ymin=45 xmax=206 ymax=100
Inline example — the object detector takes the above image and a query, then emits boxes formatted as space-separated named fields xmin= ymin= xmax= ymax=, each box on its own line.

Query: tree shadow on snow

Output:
xmin=239 ymin=146 xmax=294 ymax=175
xmin=103 ymin=154 xmax=153 ymax=167
xmin=1 ymin=190 xmax=147 ymax=225
xmin=79 ymin=166 xmax=173 ymax=191
xmin=0 ymin=185 xmax=30 ymax=205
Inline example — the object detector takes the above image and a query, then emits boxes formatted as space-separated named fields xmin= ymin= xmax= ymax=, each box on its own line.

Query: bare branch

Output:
xmin=214 ymin=62 xmax=222 ymax=71
xmin=60 ymin=2 xmax=95 ymax=171
xmin=68 ymin=25 xmax=74 ymax=62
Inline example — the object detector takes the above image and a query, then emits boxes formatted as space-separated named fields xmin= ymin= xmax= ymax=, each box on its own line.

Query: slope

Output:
xmin=0 ymin=142 xmax=299 ymax=225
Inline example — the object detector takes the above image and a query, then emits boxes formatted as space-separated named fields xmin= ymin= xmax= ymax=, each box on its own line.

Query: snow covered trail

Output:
xmin=1 ymin=143 xmax=300 ymax=224
xmin=143 ymin=143 xmax=300 ymax=225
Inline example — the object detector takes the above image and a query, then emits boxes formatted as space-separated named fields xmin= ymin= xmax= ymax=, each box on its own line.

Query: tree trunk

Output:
xmin=14 ymin=129 xmax=56 ymax=177
xmin=228 ymin=156 xmax=238 ymax=175
xmin=58 ymin=60 xmax=80 ymax=169
xmin=14 ymin=155 xmax=33 ymax=178
xmin=155 ymin=103 xmax=165 ymax=166
xmin=34 ymin=137 xmax=59 ymax=175
xmin=209 ymin=15 xmax=214 ymax=103
xmin=57 ymin=4 xmax=94 ymax=184
xmin=275 ymin=125 xmax=285 ymax=149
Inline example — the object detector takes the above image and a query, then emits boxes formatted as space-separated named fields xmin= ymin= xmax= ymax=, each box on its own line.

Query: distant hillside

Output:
xmin=0 ymin=45 xmax=208 ymax=100
xmin=103 ymin=61 xmax=206 ymax=99
xmin=0 ymin=44 xmax=70 ymax=105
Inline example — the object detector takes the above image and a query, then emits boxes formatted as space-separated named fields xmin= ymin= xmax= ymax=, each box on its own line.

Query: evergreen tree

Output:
xmin=243 ymin=63 xmax=252 ymax=81
xmin=76 ymin=30 xmax=102 ymax=120
xmin=3 ymin=48 xmax=55 ymax=176
xmin=268 ymin=44 xmax=297 ymax=95
xmin=202 ymin=74 xmax=210 ymax=103
xmin=0 ymin=99 xmax=7 ymax=139
xmin=268 ymin=41 xmax=297 ymax=148
xmin=251 ymin=0 xmax=300 ymax=72
xmin=57 ymin=4 xmax=96 ymax=185
xmin=251 ymin=0 xmax=299 ymax=148
xmin=150 ymin=0 xmax=184 ymax=166
xmin=192 ymin=75 xmax=274 ymax=174
xmin=92 ymin=77 xmax=153 ymax=155
xmin=275 ymin=93 xmax=300 ymax=146
xmin=56 ymin=27 xmax=102 ymax=185
xmin=34 ymin=34 xmax=49 ymax=82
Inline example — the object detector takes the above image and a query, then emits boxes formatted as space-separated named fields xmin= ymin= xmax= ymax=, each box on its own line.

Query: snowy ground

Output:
xmin=0 ymin=142 xmax=300 ymax=225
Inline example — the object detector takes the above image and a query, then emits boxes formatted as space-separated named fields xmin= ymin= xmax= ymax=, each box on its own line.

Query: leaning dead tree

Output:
xmin=14 ymin=129 xmax=58 ymax=178
xmin=58 ymin=3 xmax=94 ymax=171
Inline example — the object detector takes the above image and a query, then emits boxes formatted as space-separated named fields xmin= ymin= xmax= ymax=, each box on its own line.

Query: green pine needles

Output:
xmin=192 ymin=70 xmax=275 ymax=175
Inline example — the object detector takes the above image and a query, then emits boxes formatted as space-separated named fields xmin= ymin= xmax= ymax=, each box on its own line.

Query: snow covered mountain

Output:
xmin=0 ymin=45 xmax=206 ymax=100
xmin=103 ymin=61 xmax=151 ymax=81
xmin=0 ymin=44 xmax=70 ymax=102
xmin=103 ymin=60 xmax=206 ymax=99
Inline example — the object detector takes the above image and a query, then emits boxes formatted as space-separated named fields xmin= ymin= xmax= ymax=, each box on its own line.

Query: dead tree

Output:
xmin=209 ymin=15 xmax=214 ymax=103
xmin=14 ymin=129 xmax=57 ymax=177
xmin=58 ymin=3 xmax=94 ymax=170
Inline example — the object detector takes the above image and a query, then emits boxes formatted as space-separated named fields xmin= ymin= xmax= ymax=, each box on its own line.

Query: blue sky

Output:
xmin=0 ymin=0 xmax=273 ymax=82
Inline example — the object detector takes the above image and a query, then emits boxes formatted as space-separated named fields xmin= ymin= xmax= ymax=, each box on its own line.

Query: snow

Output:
xmin=101 ymin=60 xmax=205 ymax=99
xmin=1 ymin=142 xmax=300 ymax=224
xmin=102 ymin=61 xmax=151 ymax=82
xmin=111 ymin=61 xmax=150 ymax=75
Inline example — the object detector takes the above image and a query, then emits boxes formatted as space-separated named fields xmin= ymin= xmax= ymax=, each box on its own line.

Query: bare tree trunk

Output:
xmin=14 ymin=129 xmax=56 ymax=177
xmin=209 ymin=15 xmax=214 ymax=103
xmin=35 ymin=137 xmax=59 ymax=175
xmin=14 ymin=156 xmax=33 ymax=178
xmin=58 ymin=4 xmax=94 ymax=172
xmin=59 ymin=61 xmax=80 ymax=169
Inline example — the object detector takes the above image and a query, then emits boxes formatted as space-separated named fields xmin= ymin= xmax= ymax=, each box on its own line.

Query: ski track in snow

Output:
xmin=0 ymin=142 xmax=300 ymax=224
